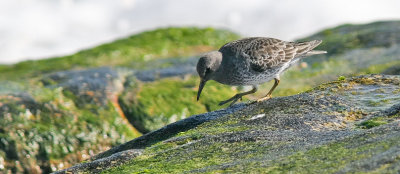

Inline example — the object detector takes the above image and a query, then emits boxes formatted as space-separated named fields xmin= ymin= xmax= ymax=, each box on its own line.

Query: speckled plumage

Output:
xmin=214 ymin=37 xmax=324 ymax=85
xmin=196 ymin=37 xmax=326 ymax=106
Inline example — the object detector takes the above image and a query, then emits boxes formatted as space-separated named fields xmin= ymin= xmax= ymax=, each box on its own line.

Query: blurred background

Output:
xmin=1 ymin=0 xmax=400 ymax=64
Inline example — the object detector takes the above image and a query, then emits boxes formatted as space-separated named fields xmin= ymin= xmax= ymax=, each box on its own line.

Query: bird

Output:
xmin=196 ymin=37 xmax=327 ymax=106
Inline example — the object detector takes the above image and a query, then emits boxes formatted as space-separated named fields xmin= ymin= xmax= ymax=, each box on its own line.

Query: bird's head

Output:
xmin=196 ymin=51 xmax=222 ymax=101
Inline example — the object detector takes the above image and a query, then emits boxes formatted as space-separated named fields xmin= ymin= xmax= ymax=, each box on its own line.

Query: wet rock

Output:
xmin=0 ymin=92 xmax=40 ymax=116
xmin=41 ymin=67 xmax=124 ymax=107
xmin=0 ymin=27 xmax=240 ymax=174
xmin=134 ymin=57 xmax=197 ymax=82
xmin=55 ymin=149 xmax=143 ymax=174
xmin=0 ymin=78 xmax=136 ymax=174
xmin=59 ymin=74 xmax=400 ymax=173
xmin=3 ymin=22 xmax=400 ymax=174
xmin=304 ymin=21 xmax=400 ymax=56
xmin=383 ymin=65 xmax=400 ymax=75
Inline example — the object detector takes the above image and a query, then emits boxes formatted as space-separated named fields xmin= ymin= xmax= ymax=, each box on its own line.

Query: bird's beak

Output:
xmin=197 ymin=79 xmax=207 ymax=101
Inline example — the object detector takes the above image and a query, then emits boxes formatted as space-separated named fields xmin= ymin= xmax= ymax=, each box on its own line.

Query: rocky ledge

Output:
xmin=57 ymin=74 xmax=400 ymax=173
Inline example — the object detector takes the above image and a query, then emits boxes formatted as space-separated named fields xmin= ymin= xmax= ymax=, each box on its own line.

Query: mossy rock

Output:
xmin=383 ymin=65 xmax=400 ymax=75
xmin=0 ymin=84 xmax=139 ymax=173
xmin=4 ymin=22 xmax=400 ymax=174
xmin=58 ymin=74 xmax=400 ymax=173
xmin=0 ymin=27 xmax=240 ymax=173
xmin=119 ymin=74 xmax=237 ymax=133
xmin=299 ymin=20 xmax=400 ymax=56
xmin=0 ymin=27 xmax=239 ymax=80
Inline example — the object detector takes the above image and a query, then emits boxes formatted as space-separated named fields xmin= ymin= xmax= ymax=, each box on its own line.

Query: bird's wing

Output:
xmin=223 ymin=37 xmax=321 ymax=72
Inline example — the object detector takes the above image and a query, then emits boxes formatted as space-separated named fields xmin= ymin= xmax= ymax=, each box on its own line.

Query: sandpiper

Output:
xmin=196 ymin=37 xmax=326 ymax=106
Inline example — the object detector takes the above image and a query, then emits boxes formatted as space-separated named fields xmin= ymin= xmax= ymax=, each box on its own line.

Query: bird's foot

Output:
xmin=248 ymin=95 xmax=272 ymax=105
xmin=257 ymin=95 xmax=271 ymax=102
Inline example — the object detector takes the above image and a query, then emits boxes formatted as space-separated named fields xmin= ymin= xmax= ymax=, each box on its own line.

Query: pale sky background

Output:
xmin=1 ymin=0 xmax=400 ymax=64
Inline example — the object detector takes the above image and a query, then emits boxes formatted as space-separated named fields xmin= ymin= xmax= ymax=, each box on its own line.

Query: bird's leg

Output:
xmin=219 ymin=86 xmax=258 ymax=106
xmin=256 ymin=78 xmax=280 ymax=102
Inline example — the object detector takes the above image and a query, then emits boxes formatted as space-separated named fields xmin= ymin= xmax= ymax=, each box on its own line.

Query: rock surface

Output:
xmin=118 ymin=21 xmax=400 ymax=134
xmin=2 ymin=22 xmax=400 ymax=173
xmin=58 ymin=74 xmax=400 ymax=173
xmin=41 ymin=67 xmax=124 ymax=107
xmin=0 ymin=27 xmax=239 ymax=173
xmin=0 ymin=80 xmax=137 ymax=173
xmin=383 ymin=65 xmax=400 ymax=75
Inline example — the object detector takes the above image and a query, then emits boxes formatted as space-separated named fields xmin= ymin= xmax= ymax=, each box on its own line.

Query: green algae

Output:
xmin=358 ymin=118 xmax=388 ymax=129
xmin=359 ymin=61 xmax=400 ymax=75
xmin=356 ymin=111 xmax=400 ymax=129
xmin=0 ymin=82 xmax=139 ymax=173
xmin=251 ymin=135 xmax=400 ymax=173
xmin=338 ymin=76 xmax=346 ymax=81
xmin=299 ymin=21 xmax=400 ymax=56
xmin=104 ymin=141 xmax=266 ymax=174
xmin=104 ymin=121 xmax=400 ymax=173
xmin=119 ymin=75 xmax=238 ymax=132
